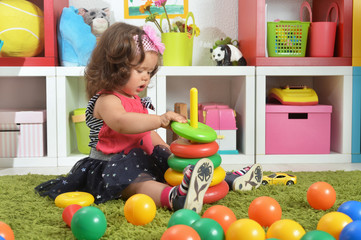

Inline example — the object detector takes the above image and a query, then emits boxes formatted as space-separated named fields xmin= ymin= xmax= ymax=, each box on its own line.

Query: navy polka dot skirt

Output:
xmin=35 ymin=145 xmax=171 ymax=204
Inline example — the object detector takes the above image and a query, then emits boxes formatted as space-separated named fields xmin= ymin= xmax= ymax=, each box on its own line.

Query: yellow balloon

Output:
xmin=266 ymin=219 xmax=306 ymax=240
xmin=226 ymin=218 xmax=265 ymax=240
xmin=317 ymin=211 xmax=353 ymax=239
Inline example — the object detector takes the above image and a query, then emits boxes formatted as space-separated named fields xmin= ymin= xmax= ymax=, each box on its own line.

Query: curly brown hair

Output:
xmin=85 ymin=22 xmax=159 ymax=99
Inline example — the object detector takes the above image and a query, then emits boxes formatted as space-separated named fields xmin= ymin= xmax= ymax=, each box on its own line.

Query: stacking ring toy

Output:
xmin=170 ymin=138 xmax=219 ymax=158
xmin=164 ymin=166 xmax=226 ymax=187
xmin=167 ymin=153 xmax=222 ymax=172
xmin=55 ymin=191 xmax=95 ymax=208
xmin=171 ymin=120 xmax=217 ymax=143
xmin=203 ymin=180 xmax=229 ymax=204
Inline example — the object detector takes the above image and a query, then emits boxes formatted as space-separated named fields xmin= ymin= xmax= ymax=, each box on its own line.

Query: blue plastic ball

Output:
xmin=339 ymin=220 xmax=361 ymax=240
xmin=338 ymin=201 xmax=361 ymax=221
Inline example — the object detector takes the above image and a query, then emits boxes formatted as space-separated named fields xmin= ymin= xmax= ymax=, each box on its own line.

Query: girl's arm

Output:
xmin=94 ymin=94 xmax=187 ymax=134
xmin=151 ymin=131 xmax=170 ymax=149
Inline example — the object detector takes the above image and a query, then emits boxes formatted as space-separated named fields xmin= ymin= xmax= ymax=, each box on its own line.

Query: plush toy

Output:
xmin=212 ymin=37 xmax=239 ymax=49
xmin=0 ymin=0 xmax=44 ymax=57
xmin=78 ymin=8 xmax=110 ymax=42
xmin=210 ymin=44 xmax=247 ymax=66
xmin=58 ymin=6 xmax=96 ymax=66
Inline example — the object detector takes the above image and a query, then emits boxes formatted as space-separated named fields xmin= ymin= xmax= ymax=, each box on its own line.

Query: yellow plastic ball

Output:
xmin=226 ymin=218 xmax=265 ymax=240
xmin=266 ymin=219 xmax=306 ymax=240
xmin=124 ymin=194 xmax=156 ymax=226
xmin=0 ymin=0 xmax=44 ymax=57
xmin=317 ymin=211 xmax=353 ymax=239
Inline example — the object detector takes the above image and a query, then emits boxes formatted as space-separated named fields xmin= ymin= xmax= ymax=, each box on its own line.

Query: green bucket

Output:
xmin=160 ymin=12 xmax=195 ymax=66
xmin=72 ymin=108 xmax=91 ymax=155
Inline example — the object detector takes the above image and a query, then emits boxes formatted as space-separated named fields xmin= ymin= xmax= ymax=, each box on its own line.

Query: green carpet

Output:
xmin=1 ymin=171 xmax=361 ymax=239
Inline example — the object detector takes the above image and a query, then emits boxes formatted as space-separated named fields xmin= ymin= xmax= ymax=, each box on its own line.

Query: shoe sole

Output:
xmin=232 ymin=164 xmax=263 ymax=191
xmin=183 ymin=158 xmax=214 ymax=213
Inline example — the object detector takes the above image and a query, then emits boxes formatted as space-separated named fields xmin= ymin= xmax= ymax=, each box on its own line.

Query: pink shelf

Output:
xmin=238 ymin=0 xmax=352 ymax=66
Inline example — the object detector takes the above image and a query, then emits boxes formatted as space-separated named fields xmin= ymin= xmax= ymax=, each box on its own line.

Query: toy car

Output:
xmin=262 ymin=173 xmax=297 ymax=185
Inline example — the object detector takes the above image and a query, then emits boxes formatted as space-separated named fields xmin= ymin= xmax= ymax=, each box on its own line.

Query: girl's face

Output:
xmin=119 ymin=51 xmax=158 ymax=98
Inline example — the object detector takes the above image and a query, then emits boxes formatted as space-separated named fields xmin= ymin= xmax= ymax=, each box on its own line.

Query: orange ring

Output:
xmin=170 ymin=138 xmax=219 ymax=158
xmin=203 ymin=180 xmax=229 ymax=204
xmin=55 ymin=192 xmax=95 ymax=208
xmin=164 ymin=166 xmax=226 ymax=187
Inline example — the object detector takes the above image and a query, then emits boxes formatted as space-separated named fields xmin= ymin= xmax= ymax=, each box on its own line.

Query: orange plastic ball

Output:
xmin=266 ymin=219 xmax=306 ymax=240
xmin=161 ymin=225 xmax=201 ymax=240
xmin=202 ymin=205 xmax=237 ymax=234
xmin=0 ymin=221 xmax=14 ymax=240
xmin=226 ymin=218 xmax=265 ymax=240
xmin=307 ymin=182 xmax=336 ymax=210
xmin=124 ymin=194 xmax=156 ymax=226
xmin=248 ymin=196 xmax=282 ymax=227
xmin=317 ymin=211 xmax=353 ymax=239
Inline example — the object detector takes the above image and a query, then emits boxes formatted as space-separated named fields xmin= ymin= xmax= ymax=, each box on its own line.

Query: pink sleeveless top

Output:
xmin=95 ymin=91 xmax=154 ymax=155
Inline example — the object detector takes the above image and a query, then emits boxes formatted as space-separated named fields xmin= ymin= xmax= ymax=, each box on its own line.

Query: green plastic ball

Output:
xmin=191 ymin=218 xmax=224 ymax=240
xmin=168 ymin=209 xmax=201 ymax=228
xmin=301 ymin=230 xmax=336 ymax=240
xmin=71 ymin=206 xmax=107 ymax=240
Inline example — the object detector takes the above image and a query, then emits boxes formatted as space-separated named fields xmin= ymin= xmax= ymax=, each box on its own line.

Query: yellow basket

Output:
xmin=267 ymin=21 xmax=310 ymax=57
xmin=160 ymin=12 xmax=195 ymax=66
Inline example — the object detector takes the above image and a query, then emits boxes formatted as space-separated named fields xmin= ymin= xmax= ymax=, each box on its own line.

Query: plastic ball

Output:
xmin=317 ymin=211 xmax=353 ymax=239
xmin=300 ymin=230 xmax=336 ymax=240
xmin=338 ymin=200 xmax=361 ymax=221
xmin=307 ymin=182 xmax=336 ymax=210
xmin=71 ymin=206 xmax=107 ymax=240
xmin=248 ymin=196 xmax=282 ymax=227
xmin=266 ymin=219 xmax=306 ymax=240
xmin=124 ymin=194 xmax=156 ymax=226
xmin=202 ymin=205 xmax=237 ymax=234
xmin=62 ymin=204 xmax=82 ymax=227
xmin=339 ymin=220 xmax=361 ymax=240
xmin=191 ymin=218 xmax=224 ymax=240
xmin=161 ymin=225 xmax=201 ymax=240
xmin=168 ymin=209 xmax=201 ymax=228
xmin=0 ymin=221 xmax=14 ymax=240
xmin=226 ymin=218 xmax=266 ymax=240
xmin=0 ymin=0 xmax=44 ymax=57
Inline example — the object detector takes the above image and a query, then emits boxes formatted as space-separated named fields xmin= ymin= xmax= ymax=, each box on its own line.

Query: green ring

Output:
xmin=171 ymin=120 xmax=217 ymax=143
xmin=168 ymin=153 xmax=222 ymax=172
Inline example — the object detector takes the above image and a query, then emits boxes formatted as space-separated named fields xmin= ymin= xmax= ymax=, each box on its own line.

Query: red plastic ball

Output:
xmin=62 ymin=204 xmax=82 ymax=227
xmin=0 ymin=221 xmax=14 ymax=240
xmin=161 ymin=225 xmax=201 ymax=240
xmin=248 ymin=196 xmax=282 ymax=227
xmin=307 ymin=182 xmax=336 ymax=210
xmin=202 ymin=205 xmax=237 ymax=234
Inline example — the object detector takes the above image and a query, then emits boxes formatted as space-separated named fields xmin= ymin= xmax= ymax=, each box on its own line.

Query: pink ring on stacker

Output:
xmin=170 ymin=138 xmax=219 ymax=158
xmin=55 ymin=192 xmax=95 ymax=208
xmin=203 ymin=180 xmax=229 ymax=204
xmin=164 ymin=166 xmax=226 ymax=187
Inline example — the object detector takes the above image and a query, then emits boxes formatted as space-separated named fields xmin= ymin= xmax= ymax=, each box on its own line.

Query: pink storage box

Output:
xmin=198 ymin=103 xmax=237 ymax=130
xmin=266 ymin=104 xmax=332 ymax=154
xmin=0 ymin=110 xmax=46 ymax=157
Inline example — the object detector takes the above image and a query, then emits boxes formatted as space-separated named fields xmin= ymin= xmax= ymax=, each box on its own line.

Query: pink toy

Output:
xmin=266 ymin=104 xmax=332 ymax=154
xmin=198 ymin=103 xmax=238 ymax=154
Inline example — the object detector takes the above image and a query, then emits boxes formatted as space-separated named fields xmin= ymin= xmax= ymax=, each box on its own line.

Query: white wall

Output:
xmin=69 ymin=0 xmax=238 ymax=66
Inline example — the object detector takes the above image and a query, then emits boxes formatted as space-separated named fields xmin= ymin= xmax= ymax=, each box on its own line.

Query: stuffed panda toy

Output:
xmin=210 ymin=44 xmax=247 ymax=66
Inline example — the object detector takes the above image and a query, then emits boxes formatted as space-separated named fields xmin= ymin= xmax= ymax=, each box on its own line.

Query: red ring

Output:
xmin=203 ymin=180 xmax=229 ymax=204
xmin=170 ymin=138 xmax=219 ymax=158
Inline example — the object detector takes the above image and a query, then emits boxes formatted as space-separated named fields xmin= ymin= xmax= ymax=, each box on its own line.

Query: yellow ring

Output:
xmin=164 ymin=166 xmax=226 ymax=187
xmin=55 ymin=191 xmax=95 ymax=208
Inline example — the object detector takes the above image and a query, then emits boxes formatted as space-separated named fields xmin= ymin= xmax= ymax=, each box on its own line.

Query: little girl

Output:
xmin=35 ymin=22 xmax=214 ymax=213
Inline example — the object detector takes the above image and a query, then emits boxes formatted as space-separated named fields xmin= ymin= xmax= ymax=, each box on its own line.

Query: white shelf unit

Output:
xmin=156 ymin=66 xmax=256 ymax=165
xmin=255 ymin=66 xmax=353 ymax=164
xmin=55 ymin=66 xmax=157 ymax=166
xmin=0 ymin=67 xmax=57 ymax=167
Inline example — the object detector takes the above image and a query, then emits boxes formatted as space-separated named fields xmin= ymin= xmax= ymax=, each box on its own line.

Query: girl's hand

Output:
xmin=160 ymin=111 xmax=187 ymax=128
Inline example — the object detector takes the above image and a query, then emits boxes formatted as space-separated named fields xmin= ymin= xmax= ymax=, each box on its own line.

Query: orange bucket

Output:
xmin=301 ymin=1 xmax=338 ymax=57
